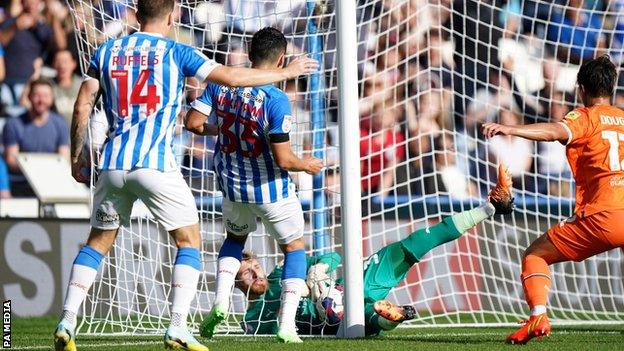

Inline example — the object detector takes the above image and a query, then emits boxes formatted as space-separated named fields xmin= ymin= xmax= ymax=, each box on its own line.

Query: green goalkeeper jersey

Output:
xmin=241 ymin=215 xmax=468 ymax=336
xmin=241 ymin=252 xmax=342 ymax=335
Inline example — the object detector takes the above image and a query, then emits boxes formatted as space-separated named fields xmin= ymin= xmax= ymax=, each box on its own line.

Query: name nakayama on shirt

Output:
xmin=216 ymin=94 xmax=264 ymax=118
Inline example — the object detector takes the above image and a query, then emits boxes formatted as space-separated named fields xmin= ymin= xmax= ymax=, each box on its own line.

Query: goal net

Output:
xmin=67 ymin=0 xmax=624 ymax=335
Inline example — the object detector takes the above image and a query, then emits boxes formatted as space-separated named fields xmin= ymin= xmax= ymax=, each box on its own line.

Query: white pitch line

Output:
xmin=19 ymin=340 xmax=162 ymax=350
xmin=384 ymin=330 xmax=622 ymax=339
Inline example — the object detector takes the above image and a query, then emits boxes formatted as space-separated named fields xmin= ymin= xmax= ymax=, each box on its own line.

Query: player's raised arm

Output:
xmin=206 ymin=55 xmax=319 ymax=87
xmin=482 ymin=121 xmax=569 ymax=143
xmin=70 ymin=78 xmax=100 ymax=182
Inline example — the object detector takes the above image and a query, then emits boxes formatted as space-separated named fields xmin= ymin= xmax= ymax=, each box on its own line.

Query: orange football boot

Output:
xmin=488 ymin=164 xmax=514 ymax=215
xmin=373 ymin=300 xmax=416 ymax=323
xmin=506 ymin=313 xmax=551 ymax=345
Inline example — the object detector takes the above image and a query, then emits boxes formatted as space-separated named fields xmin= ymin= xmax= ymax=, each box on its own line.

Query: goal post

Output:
xmin=335 ymin=0 xmax=365 ymax=339
xmin=66 ymin=0 xmax=624 ymax=337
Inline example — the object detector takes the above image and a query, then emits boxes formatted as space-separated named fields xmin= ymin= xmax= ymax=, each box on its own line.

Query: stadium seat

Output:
xmin=0 ymin=198 xmax=39 ymax=217
xmin=17 ymin=153 xmax=90 ymax=204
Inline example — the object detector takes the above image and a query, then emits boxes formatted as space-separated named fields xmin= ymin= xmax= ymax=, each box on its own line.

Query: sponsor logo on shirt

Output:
xmin=565 ymin=111 xmax=581 ymax=121
xmin=282 ymin=115 xmax=293 ymax=133
xmin=218 ymin=86 xmax=264 ymax=103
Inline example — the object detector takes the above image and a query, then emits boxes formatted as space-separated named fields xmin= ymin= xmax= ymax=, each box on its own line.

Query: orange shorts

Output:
xmin=547 ymin=210 xmax=624 ymax=262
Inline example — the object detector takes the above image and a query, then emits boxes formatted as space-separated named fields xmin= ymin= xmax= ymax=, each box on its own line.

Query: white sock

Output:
xmin=62 ymin=264 xmax=98 ymax=326
xmin=531 ymin=305 xmax=547 ymax=316
xmin=214 ymin=256 xmax=241 ymax=310
xmin=170 ymin=264 xmax=200 ymax=328
xmin=451 ymin=203 xmax=496 ymax=233
xmin=278 ymin=278 xmax=305 ymax=331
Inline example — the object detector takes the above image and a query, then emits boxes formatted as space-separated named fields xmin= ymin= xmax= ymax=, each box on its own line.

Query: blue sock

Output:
xmin=282 ymin=249 xmax=307 ymax=280
xmin=218 ymin=237 xmax=244 ymax=261
xmin=175 ymin=247 xmax=201 ymax=270
xmin=73 ymin=245 xmax=104 ymax=269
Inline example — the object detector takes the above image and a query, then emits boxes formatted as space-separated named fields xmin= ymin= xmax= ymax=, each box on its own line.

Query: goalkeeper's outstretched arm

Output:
xmin=206 ymin=56 xmax=319 ymax=87
xmin=482 ymin=122 xmax=569 ymax=143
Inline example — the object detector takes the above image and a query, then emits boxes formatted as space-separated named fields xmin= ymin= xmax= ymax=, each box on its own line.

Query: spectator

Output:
xmin=183 ymin=132 xmax=217 ymax=195
xmin=65 ymin=2 xmax=96 ymax=62
xmin=20 ymin=49 xmax=80 ymax=125
xmin=224 ymin=0 xmax=306 ymax=36
xmin=2 ymin=79 xmax=69 ymax=196
xmin=425 ymin=131 xmax=478 ymax=199
xmin=0 ymin=0 xmax=66 ymax=99
xmin=168 ymin=1 xmax=194 ymax=46
xmin=406 ymin=95 xmax=440 ymax=191
xmin=487 ymin=108 xmax=533 ymax=188
xmin=616 ymin=74 xmax=624 ymax=108
xmin=546 ymin=0 xmax=606 ymax=64
xmin=0 ymin=43 xmax=5 ymax=83
xmin=537 ymin=91 xmax=572 ymax=196
xmin=360 ymin=106 xmax=405 ymax=197
xmin=0 ymin=155 xmax=10 ymax=198
xmin=412 ymin=30 xmax=453 ymax=93
xmin=465 ymin=69 xmax=514 ymax=129
xmin=51 ymin=49 xmax=80 ymax=124
xmin=95 ymin=0 xmax=137 ymax=40
xmin=284 ymin=78 xmax=310 ymax=154
xmin=359 ymin=72 xmax=393 ymax=118
xmin=0 ymin=43 xmax=4 ymax=118
xmin=610 ymin=0 xmax=624 ymax=65
xmin=535 ymin=58 xmax=562 ymax=117
xmin=450 ymin=0 xmax=503 ymax=116
xmin=537 ymin=91 xmax=570 ymax=175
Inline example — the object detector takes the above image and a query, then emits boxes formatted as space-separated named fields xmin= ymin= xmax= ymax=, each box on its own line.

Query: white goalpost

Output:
xmin=66 ymin=0 xmax=624 ymax=336
xmin=335 ymin=0 xmax=364 ymax=338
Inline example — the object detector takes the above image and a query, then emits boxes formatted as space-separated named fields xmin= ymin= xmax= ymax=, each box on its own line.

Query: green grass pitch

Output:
xmin=11 ymin=316 xmax=624 ymax=350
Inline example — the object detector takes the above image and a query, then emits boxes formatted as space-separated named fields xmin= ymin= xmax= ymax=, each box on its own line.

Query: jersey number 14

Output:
xmin=112 ymin=69 xmax=161 ymax=117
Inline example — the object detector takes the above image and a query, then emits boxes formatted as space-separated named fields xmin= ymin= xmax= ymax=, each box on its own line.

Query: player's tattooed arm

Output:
xmin=70 ymin=79 xmax=101 ymax=181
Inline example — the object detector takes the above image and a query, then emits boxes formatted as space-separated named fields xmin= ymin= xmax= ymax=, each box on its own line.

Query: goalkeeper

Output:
xmin=202 ymin=165 xmax=514 ymax=336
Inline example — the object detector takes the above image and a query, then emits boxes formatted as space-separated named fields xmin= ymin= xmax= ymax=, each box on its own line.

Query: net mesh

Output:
xmin=67 ymin=0 xmax=624 ymax=335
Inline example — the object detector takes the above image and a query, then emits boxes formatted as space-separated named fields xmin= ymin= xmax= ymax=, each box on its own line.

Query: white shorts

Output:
xmin=91 ymin=169 xmax=199 ymax=231
xmin=222 ymin=196 xmax=304 ymax=245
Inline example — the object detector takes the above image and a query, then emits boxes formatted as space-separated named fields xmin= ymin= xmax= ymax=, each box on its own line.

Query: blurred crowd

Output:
xmin=1 ymin=0 xmax=623 ymax=202
xmin=356 ymin=0 xmax=624 ymax=203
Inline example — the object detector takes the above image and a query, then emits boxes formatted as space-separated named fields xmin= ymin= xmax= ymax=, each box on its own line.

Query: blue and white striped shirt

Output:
xmin=88 ymin=31 xmax=219 ymax=171
xmin=191 ymin=83 xmax=295 ymax=204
